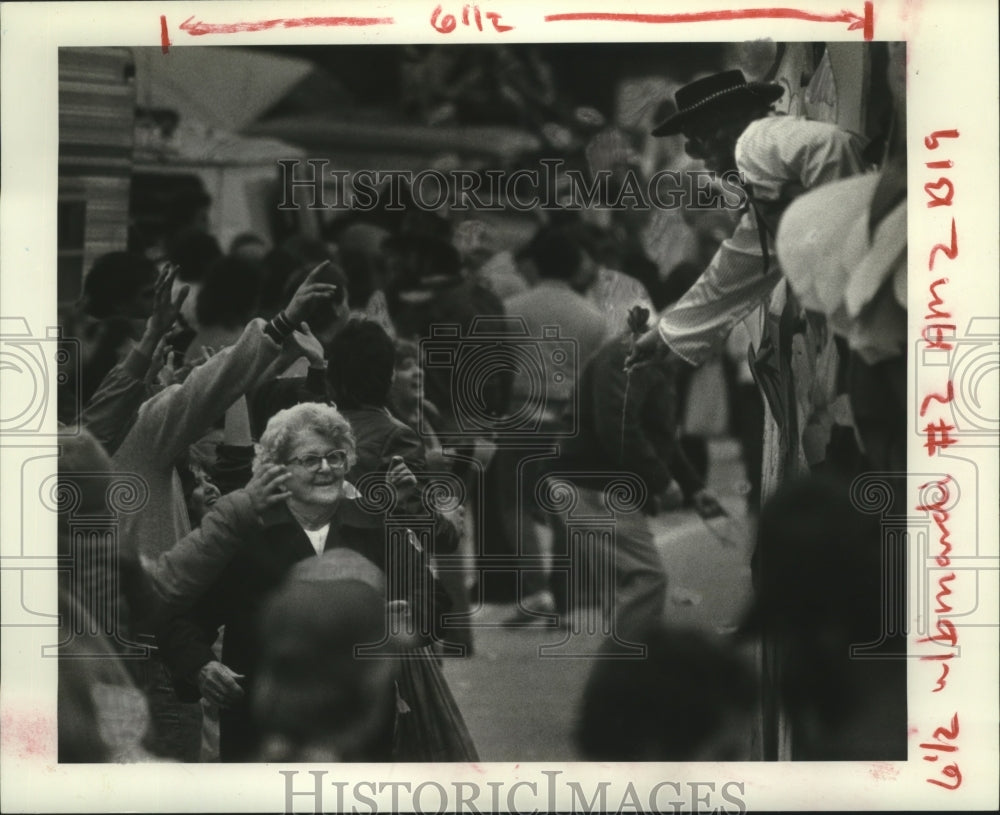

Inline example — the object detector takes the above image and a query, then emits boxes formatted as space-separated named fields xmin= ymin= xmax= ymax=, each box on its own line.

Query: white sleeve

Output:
xmin=657 ymin=211 xmax=780 ymax=366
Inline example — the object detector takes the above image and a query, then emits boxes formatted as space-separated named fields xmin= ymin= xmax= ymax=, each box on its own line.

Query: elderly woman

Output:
xmin=155 ymin=402 xmax=456 ymax=762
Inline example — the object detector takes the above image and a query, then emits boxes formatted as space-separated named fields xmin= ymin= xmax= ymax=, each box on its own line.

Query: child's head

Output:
xmin=576 ymin=624 xmax=756 ymax=761
xmin=389 ymin=338 xmax=422 ymax=413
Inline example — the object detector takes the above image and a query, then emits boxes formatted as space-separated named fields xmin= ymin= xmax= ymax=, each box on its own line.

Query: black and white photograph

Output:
xmin=1 ymin=1 xmax=997 ymax=812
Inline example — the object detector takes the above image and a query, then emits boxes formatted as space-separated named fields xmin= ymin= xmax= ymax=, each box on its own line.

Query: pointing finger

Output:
xmin=303 ymin=260 xmax=331 ymax=282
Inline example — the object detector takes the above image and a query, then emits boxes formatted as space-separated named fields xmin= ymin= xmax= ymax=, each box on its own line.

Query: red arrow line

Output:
xmin=178 ymin=15 xmax=395 ymax=36
xmin=160 ymin=15 xmax=171 ymax=53
xmin=545 ymin=2 xmax=874 ymax=40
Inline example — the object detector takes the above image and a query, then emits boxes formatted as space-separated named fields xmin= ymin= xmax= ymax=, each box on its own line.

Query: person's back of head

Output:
xmin=334 ymin=221 xmax=390 ymax=310
xmin=326 ymin=319 xmax=396 ymax=409
xmin=741 ymin=474 xmax=906 ymax=758
xmin=57 ymin=428 xmax=146 ymax=652
xmin=195 ymin=255 xmax=263 ymax=330
xmin=57 ymin=590 xmax=153 ymax=763
xmin=526 ymin=227 xmax=583 ymax=283
xmin=166 ymin=230 xmax=223 ymax=285
xmin=80 ymin=252 xmax=158 ymax=320
xmin=254 ymin=570 xmax=397 ymax=762
xmin=229 ymin=231 xmax=268 ymax=261
xmin=747 ymin=474 xmax=882 ymax=645
xmin=569 ymin=221 xmax=621 ymax=269
xmin=164 ymin=187 xmax=212 ymax=241
xmin=576 ymin=624 xmax=756 ymax=761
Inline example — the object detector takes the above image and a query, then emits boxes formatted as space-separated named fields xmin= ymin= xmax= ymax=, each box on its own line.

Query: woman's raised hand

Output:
xmin=245 ymin=464 xmax=292 ymax=515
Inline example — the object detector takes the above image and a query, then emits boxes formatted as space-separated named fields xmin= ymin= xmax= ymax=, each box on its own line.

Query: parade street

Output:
xmin=445 ymin=440 xmax=755 ymax=761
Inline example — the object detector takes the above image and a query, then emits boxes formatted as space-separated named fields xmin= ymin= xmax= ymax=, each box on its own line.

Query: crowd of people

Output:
xmin=56 ymin=51 xmax=908 ymax=764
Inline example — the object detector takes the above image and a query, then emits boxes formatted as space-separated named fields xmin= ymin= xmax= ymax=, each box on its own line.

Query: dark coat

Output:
xmin=342 ymin=405 xmax=460 ymax=555
xmin=343 ymin=406 xmax=427 ymax=479
xmin=155 ymin=494 xmax=443 ymax=761
xmin=556 ymin=332 xmax=703 ymax=504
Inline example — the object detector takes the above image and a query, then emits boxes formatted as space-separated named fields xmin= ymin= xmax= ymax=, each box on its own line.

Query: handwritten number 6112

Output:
xmin=431 ymin=4 xmax=513 ymax=33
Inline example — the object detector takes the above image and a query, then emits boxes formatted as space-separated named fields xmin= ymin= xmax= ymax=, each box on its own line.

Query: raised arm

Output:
xmin=144 ymin=465 xmax=291 ymax=615
xmin=116 ymin=262 xmax=340 ymax=468
xmin=79 ymin=264 xmax=188 ymax=455
xmin=655 ymin=212 xmax=780 ymax=366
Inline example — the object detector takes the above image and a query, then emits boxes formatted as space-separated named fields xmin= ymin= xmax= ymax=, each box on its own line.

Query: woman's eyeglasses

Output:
xmin=287 ymin=449 xmax=349 ymax=472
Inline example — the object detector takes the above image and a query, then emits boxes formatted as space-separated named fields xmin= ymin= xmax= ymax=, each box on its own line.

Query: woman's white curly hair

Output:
xmin=253 ymin=403 xmax=357 ymax=475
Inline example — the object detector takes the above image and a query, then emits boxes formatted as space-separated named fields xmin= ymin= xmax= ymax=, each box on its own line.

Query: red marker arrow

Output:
xmin=177 ymin=14 xmax=395 ymax=36
xmin=545 ymin=2 xmax=874 ymax=40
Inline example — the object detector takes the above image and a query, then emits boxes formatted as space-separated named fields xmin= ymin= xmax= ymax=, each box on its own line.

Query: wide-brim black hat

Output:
xmin=651 ymin=70 xmax=784 ymax=136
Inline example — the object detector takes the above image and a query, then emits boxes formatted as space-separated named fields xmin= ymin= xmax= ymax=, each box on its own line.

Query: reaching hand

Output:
xmin=624 ymin=326 xmax=667 ymax=371
xmin=145 ymin=263 xmax=189 ymax=341
xmin=157 ymin=347 xmax=194 ymax=388
xmin=386 ymin=455 xmax=419 ymax=498
xmin=245 ymin=464 xmax=292 ymax=515
xmin=284 ymin=261 xmax=341 ymax=325
xmin=284 ymin=321 xmax=326 ymax=370
xmin=197 ymin=661 xmax=245 ymax=708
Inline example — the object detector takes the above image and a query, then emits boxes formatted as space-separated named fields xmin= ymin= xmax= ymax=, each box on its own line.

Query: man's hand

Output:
xmin=691 ymin=489 xmax=725 ymax=519
xmin=625 ymin=325 xmax=667 ymax=371
xmin=387 ymin=455 xmax=419 ymax=503
xmin=245 ymin=464 xmax=292 ymax=515
xmin=284 ymin=261 xmax=340 ymax=326
xmin=197 ymin=661 xmax=245 ymax=708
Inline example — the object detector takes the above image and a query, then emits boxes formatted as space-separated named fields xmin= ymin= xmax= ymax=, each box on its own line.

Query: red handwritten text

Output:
xmin=921 ymin=132 xmax=960 ymax=457
xmin=923 ymin=419 xmax=957 ymax=455
xmin=922 ymin=278 xmax=954 ymax=350
xmin=431 ymin=4 xmax=513 ymax=33
xmin=160 ymin=15 xmax=171 ymax=53
xmin=544 ymin=2 xmax=874 ymax=40
xmin=177 ymin=15 xmax=394 ymax=37
xmin=916 ymin=474 xmax=958 ymax=694
xmin=918 ymin=129 xmax=964 ymax=793
xmin=922 ymin=713 xmax=962 ymax=790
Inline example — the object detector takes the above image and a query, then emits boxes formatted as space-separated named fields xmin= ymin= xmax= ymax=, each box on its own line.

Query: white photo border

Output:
xmin=1 ymin=0 xmax=997 ymax=811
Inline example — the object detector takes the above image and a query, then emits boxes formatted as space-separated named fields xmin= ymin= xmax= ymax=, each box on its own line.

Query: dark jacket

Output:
xmin=343 ymin=406 xmax=427 ymax=478
xmin=557 ymin=332 xmax=703 ymax=504
xmin=343 ymin=406 xmax=460 ymax=555
xmin=155 ymin=494 xmax=446 ymax=761
xmin=248 ymin=367 xmax=328 ymax=439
